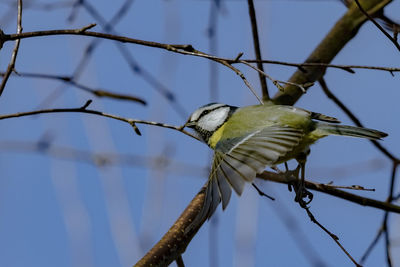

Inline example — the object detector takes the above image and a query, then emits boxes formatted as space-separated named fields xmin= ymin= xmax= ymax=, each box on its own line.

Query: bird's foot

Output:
xmin=285 ymin=165 xmax=300 ymax=192
xmin=284 ymin=165 xmax=313 ymax=207
xmin=294 ymin=185 xmax=313 ymax=208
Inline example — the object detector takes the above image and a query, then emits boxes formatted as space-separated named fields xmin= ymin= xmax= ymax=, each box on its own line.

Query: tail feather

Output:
xmin=316 ymin=123 xmax=388 ymax=140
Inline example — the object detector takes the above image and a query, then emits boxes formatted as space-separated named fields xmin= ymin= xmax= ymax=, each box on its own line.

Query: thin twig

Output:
xmin=0 ymin=0 xmax=23 ymax=97
xmin=383 ymin=219 xmax=393 ymax=267
xmin=241 ymin=60 xmax=312 ymax=93
xmin=322 ymin=183 xmax=375 ymax=191
xmin=267 ymin=196 xmax=327 ymax=267
xmin=304 ymin=207 xmax=362 ymax=267
xmin=0 ymin=71 xmax=147 ymax=105
xmin=0 ymin=101 xmax=199 ymax=141
xmin=2 ymin=27 xmax=268 ymax=105
xmin=360 ymin=163 xmax=398 ymax=265
xmin=353 ymin=0 xmax=400 ymax=52
xmin=252 ymin=183 xmax=275 ymax=201
xmin=247 ymin=0 xmax=269 ymax=100
xmin=360 ymin=226 xmax=384 ymax=264
xmin=4 ymin=25 xmax=398 ymax=105
xmin=382 ymin=163 xmax=398 ymax=266
xmin=218 ymin=59 xmax=263 ymax=104
xmin=318 ymin=78 xmax=399 ymax=163
xmin=242 ymin=59 xmax=400 ymax=74
xmin=78 ymin=2 xmax=188 ymax=118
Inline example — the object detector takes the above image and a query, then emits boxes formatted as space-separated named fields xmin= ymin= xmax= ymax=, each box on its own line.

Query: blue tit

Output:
xmin=184 ymin=102 xmax=387 ymax=227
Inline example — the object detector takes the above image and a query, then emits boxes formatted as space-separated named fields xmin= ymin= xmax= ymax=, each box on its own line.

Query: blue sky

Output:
xmin=0 ymin=0 xmax=399 ymax=266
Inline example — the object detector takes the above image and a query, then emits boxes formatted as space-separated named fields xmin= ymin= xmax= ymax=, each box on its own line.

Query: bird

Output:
xmin=183 ymin=102 xmax=387 ymax=229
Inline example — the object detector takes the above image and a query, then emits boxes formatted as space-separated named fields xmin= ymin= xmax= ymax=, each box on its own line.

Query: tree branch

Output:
xmin=0 ymin=0 xmax=23 ymax=97
xmin=303 ymin=207 xmax=361 ymax=267
xmin=247 ymin=0 xmax=269 ymax=100
xmin=272 ymin=0 xmax=392 ymax=106
xmin=353 ymin=0 xmax=400 ymax=51
xmin=0 ymin=71 xmax=147 ymax=105
xmin=257 ymin=171 xmax=400 ymax=214
xmin=242 ymin=60 xmax=400 ymax=74
xmin=134 ymin=184 xmax=207 ymax=267
xmin=318 ymin=77 xmax=399 ymax=163
xmin=0 ymin=101 xmax=199 ymax=140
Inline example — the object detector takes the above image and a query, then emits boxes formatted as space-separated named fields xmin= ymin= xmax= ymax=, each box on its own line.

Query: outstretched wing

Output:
xmin=189 ymin=126 xmax=304 ymax=230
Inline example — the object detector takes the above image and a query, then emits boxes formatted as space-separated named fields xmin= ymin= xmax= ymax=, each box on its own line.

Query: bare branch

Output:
xmin=0 ymin=0 xmax=23 ymax=97
xmin=240 ymin=60 xmax=313 ymax=93
xmin=360 ymin=226 xmax=383 ymax=264
xmin=360 ymin=163 xmax=398 ymax=265
xmin=304 ymin=207 xmax=362 ymax=267
xmin=272 ymin=0 xmax=392 ymax=105
xmin=218 ymin=59 xmax=263 ymax=104
xmin=247 ymin=0 xmax=269 ymax=100
xmin=242 ymin=60 xmax=400 ymax=74
xmin=67 ymin=1 xmax=188 ymax=118
xmin=134 ymin=184 xmax=207 ymax=267
xmin=0 ymin=102 xmax=199 ymax=140
xmin=257 ymin=171 xmax=400 ymax=214
xmin=251 ymin=183 xmax=275 ymax=201
xmin=318 ymin=78 xmax=399 ymax=163
xmin=4 ymin=22 xmax=397 ymax=107
xmin=0 ymin=71 xmax=147 ymax=105
xmin=353 ymin=0 xmax=400 ymax=52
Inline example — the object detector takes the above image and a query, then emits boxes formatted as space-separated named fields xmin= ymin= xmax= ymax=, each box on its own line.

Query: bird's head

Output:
xmin=184 ymin=103 xmax=235 ymax=143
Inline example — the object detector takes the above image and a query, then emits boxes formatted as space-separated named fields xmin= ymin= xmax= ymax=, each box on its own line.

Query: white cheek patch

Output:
xmin=190 ymin=103 xmax=226 ymax=122
xmin=197 ymin=107 xmax=230 ymax=131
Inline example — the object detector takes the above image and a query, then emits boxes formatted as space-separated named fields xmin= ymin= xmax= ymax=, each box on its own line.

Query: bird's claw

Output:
xmin=284 ymin=162 xmax=314 ymax=207
xmin=294 ymin=185 xmax=313 ymax=208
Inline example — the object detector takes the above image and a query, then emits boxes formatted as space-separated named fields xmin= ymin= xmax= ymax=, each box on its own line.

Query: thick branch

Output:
xmin=134 ymin=184 xmax=207 ymax=267
xmin=272 ymin=0 xmax=392 ymax=105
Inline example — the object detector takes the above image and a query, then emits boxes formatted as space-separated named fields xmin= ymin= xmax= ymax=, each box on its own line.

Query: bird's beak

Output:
xmin=185 ymin=121 xmax=196 ymax=128
xmin=179 ymin=120 xmax=195 ymax=130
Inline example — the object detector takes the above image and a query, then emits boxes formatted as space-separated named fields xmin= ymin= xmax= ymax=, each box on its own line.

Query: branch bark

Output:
xmin=134 ymin=184 xmax=207 ymax=267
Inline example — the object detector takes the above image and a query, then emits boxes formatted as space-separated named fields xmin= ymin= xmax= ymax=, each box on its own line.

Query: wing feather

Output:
xmin=222 ymin=155 xmax=257 ymax=183
xmin=187 ymin=125 xmax=304 ymax=231
xmin=215 ymin=167 xmax=232 ymax=210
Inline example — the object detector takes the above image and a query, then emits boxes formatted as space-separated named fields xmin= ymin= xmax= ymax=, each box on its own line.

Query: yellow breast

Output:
xmin=208 ymin=124 xmax=226 ymax=149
